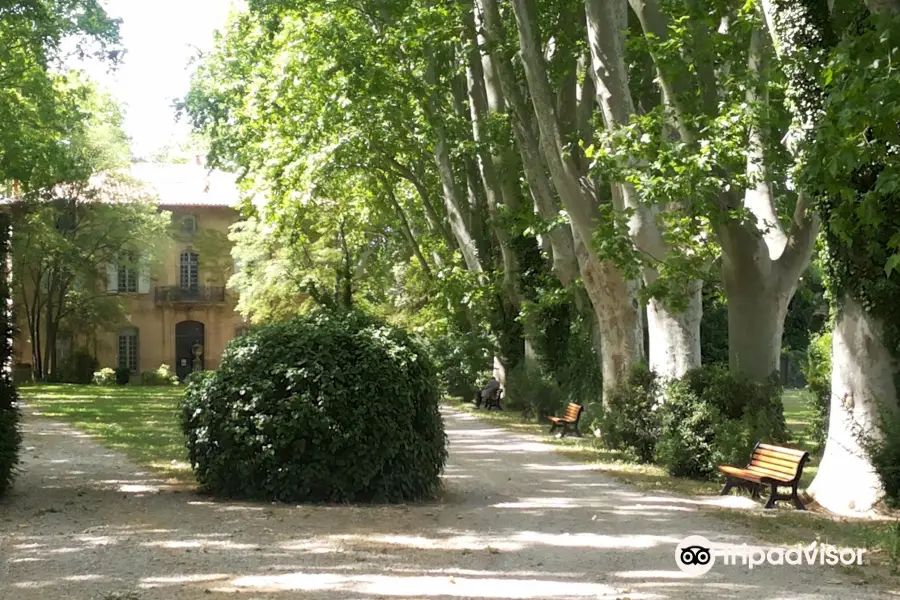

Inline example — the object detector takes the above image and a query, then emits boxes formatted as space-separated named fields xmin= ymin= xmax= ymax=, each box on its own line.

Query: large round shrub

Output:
xmin=180 ymin=310 xmax=447 ymax=503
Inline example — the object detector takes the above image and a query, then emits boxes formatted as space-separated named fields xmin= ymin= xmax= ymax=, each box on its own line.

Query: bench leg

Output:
xmin=790 ymin=484 xmax=805 ymax=511
xmin=764 ymin=483 xmax=779 ymax=509
xmin=720 ymin=479 xmax=734 ymax=496
xmin=549 ymin=422 xmax=558 ymax=436
xmin=751 ymin=483 xmax=762 ymax=499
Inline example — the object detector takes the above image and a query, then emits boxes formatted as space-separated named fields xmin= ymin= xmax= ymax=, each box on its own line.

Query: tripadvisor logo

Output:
xmin=675 ymin=535 xmax=866 ymax=575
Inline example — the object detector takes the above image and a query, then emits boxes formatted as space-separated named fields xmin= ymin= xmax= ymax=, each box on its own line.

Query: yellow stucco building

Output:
xmin=13 ymin=162 xmax=249 ymax=381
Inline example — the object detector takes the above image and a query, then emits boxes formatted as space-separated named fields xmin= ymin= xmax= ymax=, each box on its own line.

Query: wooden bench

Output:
xmin=548 ymin=403 xmax=583 ymax=438
xmin=718 ymin=442 xmax=810 ymax=510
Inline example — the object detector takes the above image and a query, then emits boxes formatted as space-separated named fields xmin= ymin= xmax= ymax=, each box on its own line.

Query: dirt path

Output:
xmin=0 ymin=405 xmax=886 ymax=600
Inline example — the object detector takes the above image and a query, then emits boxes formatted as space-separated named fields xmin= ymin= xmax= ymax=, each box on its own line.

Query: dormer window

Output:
xmin=181 ymin=215 xmax=198 ymax=234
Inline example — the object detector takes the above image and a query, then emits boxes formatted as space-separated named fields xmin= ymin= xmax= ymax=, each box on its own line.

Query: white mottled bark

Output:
xmin=585 ymin=0 xmax=702 ymax=380
xmin=808 ymin=297 xmax=898 ymax=516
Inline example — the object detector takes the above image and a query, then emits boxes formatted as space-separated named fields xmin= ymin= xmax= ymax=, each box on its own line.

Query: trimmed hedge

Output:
xmin=181 ymin=310 xmax=447 ymax=503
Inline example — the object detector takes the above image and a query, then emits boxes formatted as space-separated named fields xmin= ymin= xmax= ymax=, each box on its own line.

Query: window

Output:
xmin=181 ymin=215 xmax=198 ymax=234
xmin=117 ymin=263 xmax=137 ymax=292
xmin=116 ymin=253 xmax=138 ymax=292
xmin=179 ymin=251 xmax=199 ymax=290
xmin=118 ymin=328 xmax=138 ymax=372
xmin=234 ymin=327 xmax=249 ymax=338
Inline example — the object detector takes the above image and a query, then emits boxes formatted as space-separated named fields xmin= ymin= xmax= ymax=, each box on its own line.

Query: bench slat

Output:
xmin=754 ymin=449 xmax=804 ymax=464
xmin=749 ymin=457 xmax=799 ymax=477
xmin=548 ymin=416 xmax=574 ymax=424
xmin=719 ymin=466 xmax=763 ymax=482
xmin=758 ymin=443 xmax=807 ymax=458
xmin=749 ymin=452 xmax=801 ymax=470
xmin=745 ymin=465 xmax=795 ymax=482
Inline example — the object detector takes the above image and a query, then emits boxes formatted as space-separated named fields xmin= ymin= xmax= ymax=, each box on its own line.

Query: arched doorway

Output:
xmin=175 ymin=320 xmax=205 ymax=381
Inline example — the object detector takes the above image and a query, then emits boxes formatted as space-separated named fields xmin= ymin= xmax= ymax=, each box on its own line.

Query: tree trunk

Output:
xmin=584 ymin=0 xmax=702 ymax=380
xmin=808 ymin=297 xmax=898 ymax=515
xmin=43 ymin=291 xmax=54 ymax=378
xmin=721 ymin=260 xmax=790 ymax=381
xmin=476 ymin=0 xmax=580 ymax=286
xmin=424 ymin=60 xmax=484 ymax=274
xmin=464 ymin=10 xmax=524 ymax=309
xmin=384 ymin=184 xmax=433 ymax=279
xmin=506 ymin=0 xmax=644 ymax=390
xmin=575 ymin=234 xmax=643 ymax=399
xmin=645 ymin=290 xmax=702 ymax=381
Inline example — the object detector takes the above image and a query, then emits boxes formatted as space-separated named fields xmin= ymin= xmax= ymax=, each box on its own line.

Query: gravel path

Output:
xmin=0 ymin=405 xmax=888 ymax=600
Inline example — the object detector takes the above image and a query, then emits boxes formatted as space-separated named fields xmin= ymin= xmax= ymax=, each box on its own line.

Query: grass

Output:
xmin=450 ymin=390 xmax=900 ymax=579
xmin=19 ymin=383 xmax=190 ymax=482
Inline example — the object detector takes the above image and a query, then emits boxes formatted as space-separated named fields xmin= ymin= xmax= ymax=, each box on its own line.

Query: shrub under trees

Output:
xmin=180 ymin=310 xmax=447 ymax=503
xmin=600 ymin=364 xmax=787 ymax=480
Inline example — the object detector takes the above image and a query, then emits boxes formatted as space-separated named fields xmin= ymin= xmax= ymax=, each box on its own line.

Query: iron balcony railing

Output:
xmin=154 ymin=285 xmax=226 ymax=303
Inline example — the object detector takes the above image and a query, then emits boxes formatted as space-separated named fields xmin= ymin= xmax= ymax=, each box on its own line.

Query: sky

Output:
xmin=68 ymin=0 xmax=244 ymax=159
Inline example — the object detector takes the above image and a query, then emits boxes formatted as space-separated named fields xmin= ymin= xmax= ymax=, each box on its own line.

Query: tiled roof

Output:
xmin=0 ymin=162 xmax=243 ymax=209
xmin=121 ymin=162 xmax=242 ymax=208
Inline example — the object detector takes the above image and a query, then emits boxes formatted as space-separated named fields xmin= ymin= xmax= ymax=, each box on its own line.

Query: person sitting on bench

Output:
xmin=476 ymin=378 xmax=501 ymax=408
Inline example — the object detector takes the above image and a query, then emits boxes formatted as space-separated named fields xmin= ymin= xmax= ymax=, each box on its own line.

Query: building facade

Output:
xmin=13 ymin=162 xmax=249 ymax=381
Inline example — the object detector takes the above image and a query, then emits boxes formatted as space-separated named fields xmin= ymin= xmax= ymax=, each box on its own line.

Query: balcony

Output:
xmin=154 ymin=285 xmax=226 ymax=304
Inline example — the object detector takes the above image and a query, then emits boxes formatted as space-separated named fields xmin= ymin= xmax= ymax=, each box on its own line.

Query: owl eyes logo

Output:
xmin=676 ymin=536 xmax=715 ymax=575
xmin=680 ymin=545 xmax=711 ymax=565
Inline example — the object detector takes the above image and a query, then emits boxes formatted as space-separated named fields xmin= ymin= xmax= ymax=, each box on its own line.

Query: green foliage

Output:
xmin=180 ymin=310 xmax=447 ymax=503
xmin=504 ymin=361 xmax=566 ymax=420
xmin=699 ymin=267 xmax=728 ymax=365
xmin=140 ymin=364 xmax=179 ymax=386
xmin=0 ymin=1 xmax=122 ymax=188
xmin=522 ymin=289 xmax=603 ymax=409
xmin=802 ymin=330 xmax=832 ymax=449
xmin=559 ymin=310 xmax=604 ymax=412
xmin=0 ymin=401 xmax=20 ymax=498
xmin=425 ymin=329 xmax=491 ymax=402
xmin=0 ymin=213 xmax=20 ymax=498
xmin=804 ymin=15 xmax=900 ymax=366
xmin=783 ymin=264 xmax=826 ymax=354
xmin=93 ymin=367 xmax=116 ymax=386
xmin=598 ymin=363 xmax=660 ymax=463
xmin=657 ymin=365 xmax=787 ymax=479
xmin=114 ymin=367 xmax=130 ymax=385
xmin=56 ymin=349 xmax=98 ymax=384
xmin=859 ymin=401 xmax=900 ymax=508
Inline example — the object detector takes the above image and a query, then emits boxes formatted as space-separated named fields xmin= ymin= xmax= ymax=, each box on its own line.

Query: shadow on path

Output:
xmin=0 ymin=405 xmax=883 ymax=599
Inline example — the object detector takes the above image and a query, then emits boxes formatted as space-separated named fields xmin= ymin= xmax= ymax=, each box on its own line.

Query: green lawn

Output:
xmin=19 ymin=383 xmax=190 ymax=482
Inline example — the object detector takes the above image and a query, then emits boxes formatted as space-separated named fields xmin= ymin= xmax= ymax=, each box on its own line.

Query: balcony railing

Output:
xmin=154 ymin=285 xmax=226 ymax=304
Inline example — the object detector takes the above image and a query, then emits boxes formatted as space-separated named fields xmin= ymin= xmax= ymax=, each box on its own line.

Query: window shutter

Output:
xmin=138 ymin=259 xmax=151 ymax=294
xmin=107 ymin=262 xmax=118 ymax=292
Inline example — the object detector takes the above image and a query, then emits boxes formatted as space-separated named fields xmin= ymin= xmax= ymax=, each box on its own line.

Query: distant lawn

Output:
xmin=19 ymin=384 xmax=190 ymax=482
xmin=782 ymin=388 xmax=820 ymax=488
